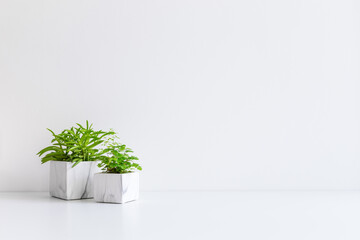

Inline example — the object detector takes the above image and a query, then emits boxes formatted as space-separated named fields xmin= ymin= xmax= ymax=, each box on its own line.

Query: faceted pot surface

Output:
xmin=94 ymin=172 xmax=139 ymax=204
xmin=50 ymin=161 xmax=101 ymax=200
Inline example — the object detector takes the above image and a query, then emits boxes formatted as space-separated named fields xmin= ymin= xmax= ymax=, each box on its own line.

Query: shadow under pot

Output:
xmin=49 ymin=161 xmax=101 ymax=200
xmin=94 ymin=172 xmax=139 ymax=204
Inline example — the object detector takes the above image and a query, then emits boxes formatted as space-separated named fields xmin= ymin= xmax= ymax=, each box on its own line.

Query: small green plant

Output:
xmin=98 ymin=134 xmax=142 ymax=174
xmin=37 ymin=121 xmax=115 ymax=167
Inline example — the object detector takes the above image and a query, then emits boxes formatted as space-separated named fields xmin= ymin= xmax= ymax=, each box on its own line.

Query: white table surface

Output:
xmin=0 ymin=191 xmax=359 ymax=240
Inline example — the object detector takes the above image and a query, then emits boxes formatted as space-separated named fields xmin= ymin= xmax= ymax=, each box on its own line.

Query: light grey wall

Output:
xmin=1 ymin=0 xmax=360 ymax=191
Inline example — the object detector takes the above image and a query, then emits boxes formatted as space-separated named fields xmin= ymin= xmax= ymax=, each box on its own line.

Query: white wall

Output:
xmin=0 ymin=0 xmax=360 ymax=191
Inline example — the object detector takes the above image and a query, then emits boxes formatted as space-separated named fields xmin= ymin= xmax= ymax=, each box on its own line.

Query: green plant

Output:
xmin=37 ymin=121 xmax=115 ymax=167
xmin=98 ymin=134 xmax=142 ymax=174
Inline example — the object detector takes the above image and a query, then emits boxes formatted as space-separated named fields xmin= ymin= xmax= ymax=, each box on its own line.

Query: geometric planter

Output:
xmin=49 ymin=161 xmax=101 ymax=200
xmin=94 ymin=172 xmax=139 ymax=204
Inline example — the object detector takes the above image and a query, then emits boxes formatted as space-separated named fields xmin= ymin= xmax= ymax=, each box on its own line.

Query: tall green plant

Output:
xmin=37 ymin=121 xmax=115 ymax=167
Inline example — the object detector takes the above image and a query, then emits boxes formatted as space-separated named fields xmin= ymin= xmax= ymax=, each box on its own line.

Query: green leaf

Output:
xmin=37 ymin=146 xmax=64 ymax=156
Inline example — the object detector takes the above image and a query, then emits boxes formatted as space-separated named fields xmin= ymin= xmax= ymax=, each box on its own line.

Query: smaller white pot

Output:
xmin=94 ymin=172 xmax=139 ymax=204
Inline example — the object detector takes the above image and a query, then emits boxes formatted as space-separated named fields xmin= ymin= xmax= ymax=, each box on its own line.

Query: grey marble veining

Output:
xmin=49 ymin=161 xmax=101 ymax=200
xmin=94 ymin=172 xmax=139 ymax=204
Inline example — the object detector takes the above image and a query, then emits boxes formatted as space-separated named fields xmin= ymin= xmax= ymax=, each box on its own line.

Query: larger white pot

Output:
xmin=94 ymin=172 xmax=139 ymax=204
xmin=49 ymin=161 xmax=101 ymax=200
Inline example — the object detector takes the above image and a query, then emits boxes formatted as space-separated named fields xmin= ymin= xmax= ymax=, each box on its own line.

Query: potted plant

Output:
xmin=94 ymin=136 xmax=142 ymax=204
xmin=37 ymin=121 xmax=114 ymax=200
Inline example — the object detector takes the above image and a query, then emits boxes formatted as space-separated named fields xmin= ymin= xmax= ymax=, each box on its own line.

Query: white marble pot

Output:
xmin=49 ymin=161 xmax=101 ymax=200
xmin=94 ymin=172 xmax=139 ymax=204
